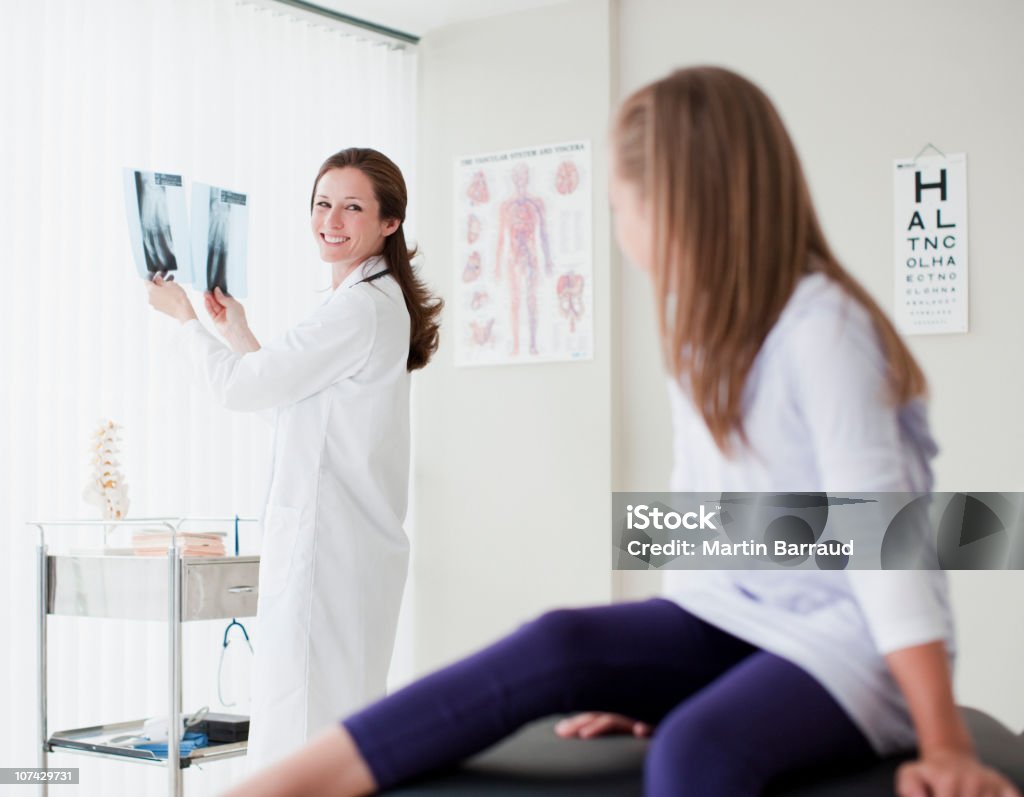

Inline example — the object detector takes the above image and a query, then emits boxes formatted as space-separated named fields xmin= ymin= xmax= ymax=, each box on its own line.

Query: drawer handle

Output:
xmin=227 ymin=586 xmax=255 ymax=594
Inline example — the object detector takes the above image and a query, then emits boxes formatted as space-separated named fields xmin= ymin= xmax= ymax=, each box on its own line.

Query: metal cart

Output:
xmin=31 ymin=518 xmax=259 ymax=796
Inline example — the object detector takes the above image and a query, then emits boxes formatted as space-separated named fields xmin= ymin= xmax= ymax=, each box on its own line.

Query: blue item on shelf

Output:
xmin=132 ymin=731 xmax=209 ymax=758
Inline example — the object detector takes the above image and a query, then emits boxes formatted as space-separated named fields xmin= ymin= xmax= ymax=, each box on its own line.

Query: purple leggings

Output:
xmin=343 ymin=599 xmax=877 ymax=796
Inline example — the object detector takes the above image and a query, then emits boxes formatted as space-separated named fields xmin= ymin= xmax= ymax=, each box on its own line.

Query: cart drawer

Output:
xmin=182 ymin=559 xmax=259 ymax=620
xmin=47 ymin=555 xmax=259 ymax=621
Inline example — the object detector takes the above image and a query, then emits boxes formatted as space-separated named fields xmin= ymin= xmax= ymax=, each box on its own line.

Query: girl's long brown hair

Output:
xmin=311 ymin=148 xmax=442 ymax=371
xmin=614 ymin=66 xmax=925 ymax=452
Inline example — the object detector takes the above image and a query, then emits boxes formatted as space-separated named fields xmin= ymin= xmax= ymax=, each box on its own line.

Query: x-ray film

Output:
xmin=123 ymin=169 xmax=193 ymax=282
xmin=191 ymin=183 xmax=249 ymax=298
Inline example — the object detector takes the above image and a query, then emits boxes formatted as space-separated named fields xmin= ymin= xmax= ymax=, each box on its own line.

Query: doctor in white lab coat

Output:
xmin=145 ymin=148 xmax=443 ymax=769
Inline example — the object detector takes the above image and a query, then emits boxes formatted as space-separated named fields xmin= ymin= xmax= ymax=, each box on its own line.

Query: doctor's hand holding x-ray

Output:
xmin=204 ymin=286 xmax=261 ymax=353
xmin=145 ymin=274 xmax=198 ymax=323
xmin=145 ymin=149 xmax=443 ymax=773
xmin=146 ymin=274 xmax=260 ymax=354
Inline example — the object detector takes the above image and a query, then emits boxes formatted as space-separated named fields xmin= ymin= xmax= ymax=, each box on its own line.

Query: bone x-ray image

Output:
xmin=191 ymin=183 xmax=249 ymax=298
xmin=123 ymin=169 xmax=193 ymax=282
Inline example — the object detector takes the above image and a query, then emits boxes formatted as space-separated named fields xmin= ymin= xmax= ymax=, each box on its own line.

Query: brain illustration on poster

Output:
xmin=454 ymin=141 xmax=593 ymax=366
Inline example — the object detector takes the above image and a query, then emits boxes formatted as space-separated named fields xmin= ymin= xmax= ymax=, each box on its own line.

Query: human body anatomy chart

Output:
xmin=454 ymin=141 xmax=593 ymax=366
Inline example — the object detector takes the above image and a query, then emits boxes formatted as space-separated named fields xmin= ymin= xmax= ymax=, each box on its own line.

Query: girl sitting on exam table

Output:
xmin=219 ymin=68 xmax=1020 ymax=797
xmin=146 ymin=148 xmax=442 ymax=772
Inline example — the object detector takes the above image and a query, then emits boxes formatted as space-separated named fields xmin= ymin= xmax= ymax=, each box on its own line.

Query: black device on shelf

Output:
xmin=192 ymin=713 xmax=249 ymax=744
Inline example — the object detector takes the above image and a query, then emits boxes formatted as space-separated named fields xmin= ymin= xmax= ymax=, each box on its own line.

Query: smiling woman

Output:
xmin=311 ymin=168 xmax=400 ymax=287
xmin=145 ymin=147 xmax=442 ymax=772
xmin=308 ymin=148 xmax=443 ymax=370
xmin=0 ymin=1 xmax=422 ymax=792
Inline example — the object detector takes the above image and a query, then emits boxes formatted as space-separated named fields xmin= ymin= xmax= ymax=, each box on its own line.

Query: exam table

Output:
xmin=386 ymin=708 xmax=1024 ymax=796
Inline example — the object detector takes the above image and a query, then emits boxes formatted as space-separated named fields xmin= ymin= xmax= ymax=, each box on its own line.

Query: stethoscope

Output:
xmin=358 ymin=268 xmax=391 ymax=285
xmin=218 ymin=515 xmax=254 ymax=707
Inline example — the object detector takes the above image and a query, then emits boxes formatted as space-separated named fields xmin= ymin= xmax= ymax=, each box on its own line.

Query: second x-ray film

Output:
xmin=191 ymin=183 xmax=249 ymax=298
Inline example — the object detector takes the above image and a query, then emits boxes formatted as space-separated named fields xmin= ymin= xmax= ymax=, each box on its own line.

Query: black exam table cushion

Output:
xmin=386 ymin=708 xmax=1024 ymax=796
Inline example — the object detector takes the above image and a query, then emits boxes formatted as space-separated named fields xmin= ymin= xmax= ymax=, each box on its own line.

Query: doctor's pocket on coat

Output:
xmin=258 ymin=505 xmax=300 ymax=600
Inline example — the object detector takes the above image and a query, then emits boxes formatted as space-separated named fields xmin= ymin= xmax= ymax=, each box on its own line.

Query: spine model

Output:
xmin=83 ymin=420 xmax=130 ymax=520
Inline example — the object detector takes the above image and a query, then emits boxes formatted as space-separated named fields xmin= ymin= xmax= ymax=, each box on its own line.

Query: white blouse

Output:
xmin=662 ymin=272 xmax=953 ymax=754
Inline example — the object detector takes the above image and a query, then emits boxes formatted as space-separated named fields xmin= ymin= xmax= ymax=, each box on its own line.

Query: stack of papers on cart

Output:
xmin=131 ymin=530 xmax=227 ymax=557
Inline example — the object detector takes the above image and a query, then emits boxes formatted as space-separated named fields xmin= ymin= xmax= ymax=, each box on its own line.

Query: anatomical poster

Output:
xmin=454 ymin=141 xmax=593 ymax=366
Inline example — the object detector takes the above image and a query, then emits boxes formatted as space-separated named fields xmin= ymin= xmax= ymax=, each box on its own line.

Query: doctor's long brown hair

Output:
xmin=614 ymin=67 xmax=926 ymax=452
xmin=312 ymin=148 xmax=442 ymax=371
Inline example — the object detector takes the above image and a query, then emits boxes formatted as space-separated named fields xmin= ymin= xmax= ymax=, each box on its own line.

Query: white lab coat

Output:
xmin=177 ymin=255 xmax=411 ymax=769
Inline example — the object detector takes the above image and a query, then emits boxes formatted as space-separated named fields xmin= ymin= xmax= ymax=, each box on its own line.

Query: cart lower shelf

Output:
xmin=48 ymin=718 xmax=247 ymax=768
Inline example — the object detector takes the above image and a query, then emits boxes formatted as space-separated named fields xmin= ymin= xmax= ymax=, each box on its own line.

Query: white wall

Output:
xmin=412 ymin=0 xmax=617 ymax=672
xmin=616 ymin=0 xmax=1024 ymax=730
xmin=410 ymin=0 xmax=1023 ymax=732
